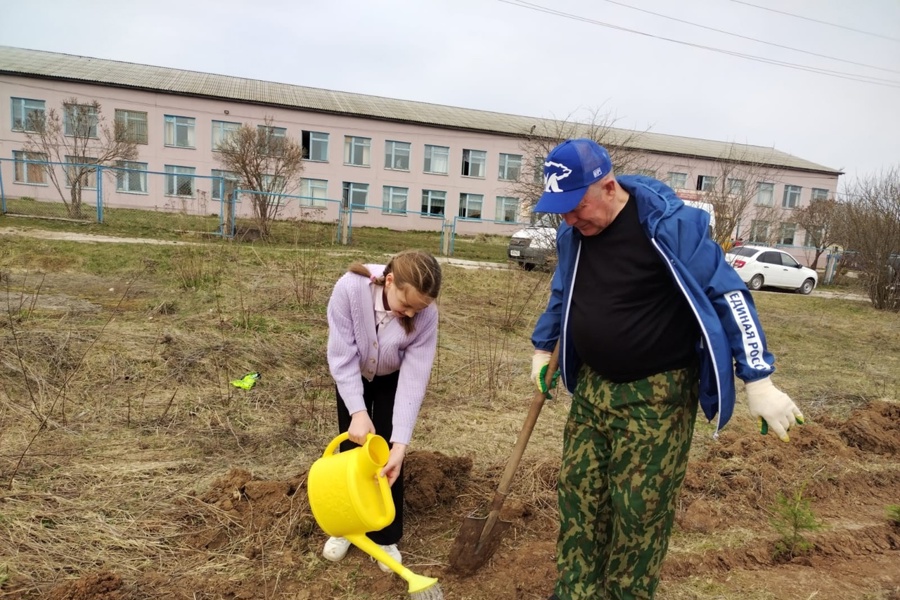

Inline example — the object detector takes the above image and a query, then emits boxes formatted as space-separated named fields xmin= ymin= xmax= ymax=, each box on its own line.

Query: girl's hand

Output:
xmin=380 ymin=443 xmax=407 ymax=486
xmin=348 ymin=411 xmax=375 ymax=446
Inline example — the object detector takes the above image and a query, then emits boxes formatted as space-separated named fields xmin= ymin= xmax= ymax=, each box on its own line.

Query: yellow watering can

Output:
xmin=307 ymin=432 xmax=442 ymax=599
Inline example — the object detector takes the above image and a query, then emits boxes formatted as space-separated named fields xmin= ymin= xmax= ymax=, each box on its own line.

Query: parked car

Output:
xmin=507 ymin=216 xmax=557 ymax=270
xmin=725 ymin=245 xmax=818 ymax=294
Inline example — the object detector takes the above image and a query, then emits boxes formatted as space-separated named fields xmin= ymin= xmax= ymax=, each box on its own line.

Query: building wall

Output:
xmin=1 ymin=74 xmax=840 ymax=247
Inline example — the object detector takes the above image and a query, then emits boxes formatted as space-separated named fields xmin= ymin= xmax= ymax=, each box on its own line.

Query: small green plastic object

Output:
xmin=231 ymin=372 xmax=260 ymax=390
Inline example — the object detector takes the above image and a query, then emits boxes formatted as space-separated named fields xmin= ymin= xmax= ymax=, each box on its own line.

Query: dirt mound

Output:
xmin=45 ymin=571 xmax=123 ymax=600
xmin=838 ymin=400 xmax=900 ymax=455
xmin=404 ymin=450 xmax=473 ymax=512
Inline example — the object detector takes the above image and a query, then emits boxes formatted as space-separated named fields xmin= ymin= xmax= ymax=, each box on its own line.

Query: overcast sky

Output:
xmin=2 ymin=0 xmax=898 ymax=183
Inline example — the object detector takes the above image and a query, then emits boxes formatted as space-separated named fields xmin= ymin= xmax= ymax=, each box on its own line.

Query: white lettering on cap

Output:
xmin=593 ymin=166 xmax=605 ymax=178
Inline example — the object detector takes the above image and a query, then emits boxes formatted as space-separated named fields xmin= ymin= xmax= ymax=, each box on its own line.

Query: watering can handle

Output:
xmin=321 ymin=432 xmax=380 ymax=458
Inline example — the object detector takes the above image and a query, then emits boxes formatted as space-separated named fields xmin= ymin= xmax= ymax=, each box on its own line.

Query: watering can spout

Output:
xmin=308 ymin=432 xmax=395 ymax=537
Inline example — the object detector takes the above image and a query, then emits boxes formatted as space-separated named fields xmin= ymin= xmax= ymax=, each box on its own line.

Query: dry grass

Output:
xmin=1 ymin=231 xmax=899 ymax=599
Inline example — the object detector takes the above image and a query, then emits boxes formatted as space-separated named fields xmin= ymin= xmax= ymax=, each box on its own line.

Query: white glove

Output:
xmin=745 ymin=377 xmax=804 ymax=442
xmin=531 ymin=351 xmax=553 ymax=395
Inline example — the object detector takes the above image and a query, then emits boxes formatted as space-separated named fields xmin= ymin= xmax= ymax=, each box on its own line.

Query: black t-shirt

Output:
xmin=570 ymin=196 xmax=700 ymax=382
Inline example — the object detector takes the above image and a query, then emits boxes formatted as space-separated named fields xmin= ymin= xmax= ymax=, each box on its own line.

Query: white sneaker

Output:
xmin=376 ymin=543 xmax=402 ymax=573
xmin=322 ymin=536 xmax=351 ymax=562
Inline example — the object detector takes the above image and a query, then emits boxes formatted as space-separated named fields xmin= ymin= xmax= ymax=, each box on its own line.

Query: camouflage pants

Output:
xmin=554 ymin=363 xmax=699 ymax=600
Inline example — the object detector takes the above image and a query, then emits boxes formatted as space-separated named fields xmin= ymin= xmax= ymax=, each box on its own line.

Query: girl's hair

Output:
xmin=348 ymin=250 xmax=442 ymax=333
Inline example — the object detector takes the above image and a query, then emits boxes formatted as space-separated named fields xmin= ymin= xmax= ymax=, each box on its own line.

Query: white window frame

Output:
xmin=495 ymin=196 xmax=519 ymax=223
xmin=811 ymin=188 xmax=829 ymax=202
xmin=302 ymin=130 xmax=329 ymax=162
xmin=64 ymin=103 xmax=98 ymax=138
xmin=211 ymin=120 xmax=241 ymax=150
xmin=458 ymin=192 xmax=483 ymax=219
xmin=667 ymin=172 xmax=688 ymax=189
xmin=164 ymin=115 xmax=196 ymax=149
xmin=424 ymin=144 xmax=450 ymax=175
xmin=344 ymin=136 xmax=371 ymax=167
xmin=779 ymin=222 xmax=797 ymax=245
xmin=783 ymin=185 xmax=801 ymax=209
xmin=342 ymin=181 xmax=369 ymax=210
xmin=750 ymin=219 xmax=770 ymax=243
xmin=727 ymin=178 xmax=746 ymax=196
xmin=756 ymin=182 xmax=775 ymax=207
xmin=211 ymin=169 xmax=239 ymax=201
xmin=11 ymin=98 xmax=45 ymax=132
xmin=498 ymin=153 xmax=522 ymax=181
xmin=13 ymin=150 xmax=47 ymax=185
xmin=461 ymin=149 xmax=486 ymax=178
xmin=382 ymin=186 xmax=408 ymax=215
xmin=300 ymin=178 xmax=328 ymax=207
xmin=116 ymin=161 xmax=148 ymax=194
xmin=64 ymin=155 xmax=98 ymax=190
xmin=115 ymin=109 xmax=148 ymax=144
xmin=165 ymin=165 xmax=196 ymax=197
xmin=384 ymin=141 xmax=411 ymax=171
xmin=697 ymin=175 xmax=717 ymax=192
xmin=422 ymin=189 xmax=446 ymax=216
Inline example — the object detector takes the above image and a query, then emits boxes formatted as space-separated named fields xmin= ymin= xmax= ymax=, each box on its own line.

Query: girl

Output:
xmin=322 ymin=249 xmax=442 ymax=571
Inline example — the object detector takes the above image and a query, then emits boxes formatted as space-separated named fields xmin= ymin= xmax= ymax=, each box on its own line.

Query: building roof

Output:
xmin=0 ymin=45 xmax=842 ymax=175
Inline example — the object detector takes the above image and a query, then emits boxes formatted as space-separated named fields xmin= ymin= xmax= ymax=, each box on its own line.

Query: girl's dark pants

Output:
xmin=336 ymin=370 xmax=403 ymax=546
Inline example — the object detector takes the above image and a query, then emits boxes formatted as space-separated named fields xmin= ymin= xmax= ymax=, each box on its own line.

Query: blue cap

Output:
xmin=534 ymin=139 xmax=613 ymax=214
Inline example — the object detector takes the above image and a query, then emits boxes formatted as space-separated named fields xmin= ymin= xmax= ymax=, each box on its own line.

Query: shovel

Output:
xmin=448 ymin=342 xmax=560 ymax=576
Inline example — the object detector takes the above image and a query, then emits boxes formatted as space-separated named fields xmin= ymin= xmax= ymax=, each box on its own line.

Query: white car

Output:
xmin=725 ymin=245 xmax=818 ymax=295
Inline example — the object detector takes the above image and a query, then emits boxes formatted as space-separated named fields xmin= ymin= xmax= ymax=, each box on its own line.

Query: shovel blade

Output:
xmin=447 ymin=514 xmax=512 ymax=576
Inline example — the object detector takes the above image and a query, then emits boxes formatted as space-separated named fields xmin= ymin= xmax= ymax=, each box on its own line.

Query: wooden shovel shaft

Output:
xmin=476 ymin=342 xmax=560 ymax=548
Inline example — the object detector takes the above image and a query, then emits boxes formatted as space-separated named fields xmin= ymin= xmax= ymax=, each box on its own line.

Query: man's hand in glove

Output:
xmin=531 ymin=351 xmax=559 ymax=398
xmin=745 ymin=377 xmax=804 ymax=442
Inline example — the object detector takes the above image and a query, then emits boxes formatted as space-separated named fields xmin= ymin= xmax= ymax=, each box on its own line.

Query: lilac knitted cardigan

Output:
xmin=326 ymin=265 xmax=439 ymax=445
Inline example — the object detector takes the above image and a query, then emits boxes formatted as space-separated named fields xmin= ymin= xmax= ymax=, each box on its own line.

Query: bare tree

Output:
xmin=507 ymin=108 xmax=655 ymax=227
xmin=838 ymin=167 xmax=900 ymax=311
xmin=24 ymin=98 xmax=137 ymax=219
xmin=215 ymin=116 xmax=305 ymax=238
xmin=793 ymin=197 xmax=841 ymax=269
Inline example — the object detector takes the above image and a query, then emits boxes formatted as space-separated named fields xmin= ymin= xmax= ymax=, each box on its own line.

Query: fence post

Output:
xmin=338 ymin=206 xmax=350 ymax=245
xmin=0 ymin=159 xmax=6 ymax=214
xmin=97 ymin=165 xmax=104 ymax=223
xmin=440 ymin=219 xmax=453 ymax=256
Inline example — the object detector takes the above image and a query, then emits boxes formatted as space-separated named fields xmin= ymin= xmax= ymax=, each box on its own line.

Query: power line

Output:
xmin=598 ymin=0 xmax=900 ymax=75
xmin=498 ymin=0 xmax=900 ymax=88
xmin=729 ymin=0 xmax=900 ymax=43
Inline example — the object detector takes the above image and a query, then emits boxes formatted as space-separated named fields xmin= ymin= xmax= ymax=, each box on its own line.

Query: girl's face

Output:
xmin=384 ymin=273 xmax=433 ymax=318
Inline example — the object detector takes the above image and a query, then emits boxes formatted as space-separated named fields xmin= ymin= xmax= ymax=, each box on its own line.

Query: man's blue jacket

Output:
xmin=531 ymin=175 xmax=776 ymax=432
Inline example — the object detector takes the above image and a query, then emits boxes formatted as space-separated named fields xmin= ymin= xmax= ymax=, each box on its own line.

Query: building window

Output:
xmin=783 ymin=184 xmax=801 ymax=209
xmin=697 ymin=175 xmax=717 ymax=192
xmin=165 ymin=165 xmax=196 ymax=197
xmin=498 ymin=153 xmax=522 ymax=181
xmin=211 ymin=120 xmax=241 ymax=150
xmin=459 ymin=193 xmax=483 ymax=219
xmin=779 ymin=223 xmax=797 ymax=245
xmin=64 ymin=103 xmax=98 ymax=138
xmin=383 ymin=186 xmax=408 ymax=214
xmin=756 ymin=182 xmax=774 ymax=206
xmin=495 ymin=196 xmax=519 ymax=223
xmin=667 ymin=172 xmax=687 ymax=189
xmin=65 ymin=156 xmax=98 ymax=189
xmin=258 ymin=125 xmax=287 ymax=155
xmin=749 ymin=219 xmax=770 ymax=243
xmin=211 ymin=169 xmax=239 ymax=200
xmin=811 ymin=188 xmax=829 ymax=201
xmin=115 ymin=110 xmax=148 ymax=144
xmin=422 ymin=189 xmax=446 ymax=216
xmin=424 ymin=145 xmax=449 ymax=175
xmin=164 ymin=115 xmax=196 ymax=148
xmin=11 ymin=98 xmax=45 ymax=132
xmin=533 ymin=155 xmax=545 ymax=184
xmin=462 ymin=149 xmax=486 ymax=178
xmin=728 ymin=178 xmax=745 ymax=196
xmin=342 ymin=181 xmax=368 ymax=210
xmin=116 ymin=161 xmax=147 ymax=193
xmin=13 ymin=150 xmax=47 ymax=184
xmin=804 ymin=226 xmax=824 ymax=247
xmin=302 ymin=130 xmax=329 ymax=162
xmin=385 ymin=141 xmax=411 ymax=171
xmin=344 ymin=136 xmax=371 ymax=166
xmin=300 ymin=178 xmax=328 ymax=207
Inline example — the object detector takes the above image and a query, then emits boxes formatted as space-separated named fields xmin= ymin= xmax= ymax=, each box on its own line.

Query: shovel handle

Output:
xmin=481 ymin=342 xmax=560 ymax=535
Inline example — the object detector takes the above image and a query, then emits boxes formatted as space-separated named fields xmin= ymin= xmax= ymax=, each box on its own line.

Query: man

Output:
xmin=530 ymin=139 xmax=804 ymax=600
